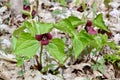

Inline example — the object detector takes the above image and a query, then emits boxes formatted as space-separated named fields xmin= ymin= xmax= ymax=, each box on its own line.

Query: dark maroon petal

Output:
xmin=22 ymin=5 xmax=30 ymax=19
xmin=35 ymin=34 xmax=42 ymax=41
xmin=77 ymin=6 xmax=84 ymax=12
xmin=85 ymin=20 xmax=97 ymax=34
xmin=87 ymin=27 xmax=97 ymax=34
xmin=22 ymin=14 xmax=28 ymax=19
xmin=23 ymin=5 xmax=36 ymax=19
xmin=46 ymin=33 xmax=52 ymax=40
xmin=77 ymin=4 xmax=87 ymax=12
xmin=23 ymin=5 xmax=30 ymax=11
xmin=85 ymin=26 xmax=90 ymax=32
xmin=41 ymin=40 xmax=49 ymax=45
xmin=32 ymin=10 xmax=36 ymax=17
xmin=86 ymin=20 xmax=92 ymax=27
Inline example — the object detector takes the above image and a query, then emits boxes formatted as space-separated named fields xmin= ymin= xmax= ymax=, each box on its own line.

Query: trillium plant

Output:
xmin=85 ymin=20 xmax=97 ymax=34
xmin=22 ymin=0 xmax=36 ymax=19
xmin=12 ymin=7 xmax=114 ymax=73
xmin=35 ymin=33 xmax=52 ymax=45
xmin=22 ymin=5 xmax=36 ymax=19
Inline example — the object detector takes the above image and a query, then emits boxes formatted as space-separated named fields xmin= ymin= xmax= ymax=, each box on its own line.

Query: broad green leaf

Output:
xmin=55 ymin=18 xmax=76 ymax=36
xmin=78 ymin=30 xmax=94 ymax=41
xmin=36 ymin=22 xmax=53 ymax=34
xmin=92 ymin=13 xmax=108 ymax=31
xmin=11 ymin=36 xmax=17 ymax=50
xmin=101 ymin=34 xmax=108 ymax=43
xmin=94 ymin=34 xmax=107 ymax=47
xmin=47 ymin=38 xmax=65 ymax=64
xmin=92 ymin=36 xmax=103 ymax=50
xmin=13 ymin=33 xmax=40 ymax=58
xmin=78 ymin=30 xmax=94 ymax=48
xmin=68 ymin=16 xmax=85 ymax=28
xmin=72 ymin=38 xmax=83 ymax=58
xmin=73 ymin=30 xmax=93 ymax=58
xmin=89 ymin=34 xmax=110 ymax=55
xmin=101 ymin=35 xmax=115 ymax=49
xmin=55 ymin=16 xmax=85 ymax=36
xmin=51 ymin=38 xmax=65 ymax=52
xmin=13 ymin=25 xmax=25 ymax=37
xmin=107 ymin=41 xmax=116 ymax=49
xmin=91 ymin=34 xmax=107 ymax=50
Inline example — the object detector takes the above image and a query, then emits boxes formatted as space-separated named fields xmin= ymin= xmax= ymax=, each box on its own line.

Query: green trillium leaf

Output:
xmin=13 ymin=33 xmax=40 ymax=58
xmin=92 ymin=13 xmax=108 ymax=31
xmin=47 ymin=38 xmax=65 ymax=64
xmin=36 ymin=22 xmax=53 ymax=34
xmin=73 ymin=30 xmax=94 ymax=58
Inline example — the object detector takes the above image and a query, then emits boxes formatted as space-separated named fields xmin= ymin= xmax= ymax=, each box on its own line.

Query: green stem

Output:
xmin=28 ymin=5 xmax=33 ymax=19
xmin=35 ymin=45 xmax=43 ymax=71
xmin=40 ymin=45 xmax=43 ymax=67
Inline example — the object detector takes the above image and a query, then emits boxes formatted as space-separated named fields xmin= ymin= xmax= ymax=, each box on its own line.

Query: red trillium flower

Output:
xmin=87 ymin=27 xmax=97 ymax=34
xmin=77 ymin=5 xmax=84 ymax=12
xmin=77 ymin=4 xmax=88 ymax=12
xmin=86 ymin=20 xmax=92 ymax=26
xmin=85 ymin=20 xmax=97 ymax=35
xmin=22 ymin=5 xmax=36 ymax=19
xmin=35 ymin=33 xmax=52 ymax=45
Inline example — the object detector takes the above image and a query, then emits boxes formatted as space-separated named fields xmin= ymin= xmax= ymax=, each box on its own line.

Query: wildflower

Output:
xmin=35 ymin=33 xmax=52 ymax=45
xmin=85 ymin=20 xmax=97 ymax=34
xmin=22 ymin=5 xmax=36 ymax=19
xmin=77 ymin=4 xmax=88 ymax=12
xmin=77 ymin=5 xmax=84 ymax=12
xmin=87 ymin=27 xmax=97 ymax=34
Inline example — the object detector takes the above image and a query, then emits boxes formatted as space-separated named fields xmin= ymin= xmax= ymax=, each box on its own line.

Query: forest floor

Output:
xmin=0 ymin=0 xmax=120 ymax=80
